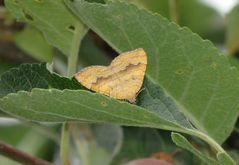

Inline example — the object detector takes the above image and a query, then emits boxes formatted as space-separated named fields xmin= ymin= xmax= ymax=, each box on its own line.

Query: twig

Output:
xmin=0 ymin=141 xmax=53 ymax=165
xmin=60 ymin=22 xmax=86 ymax=165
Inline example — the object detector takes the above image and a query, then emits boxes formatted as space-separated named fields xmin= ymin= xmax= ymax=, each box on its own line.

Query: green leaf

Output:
xmin=0 ymin=63 xmax=81 ymax=98
xmin=65 ymin=0 xmax=239 ymax=144
xmin=5 ymin=0 xmax=87 ymax=56
xmin=13 ymin=26 xmax=54 ymax=62
xmin=171 ymin=133 xmax=219 ymax=165
xmin=226 ymin=5 xmax=239 ymax=55
xmin=0 ymin=87 xmax=187 ymax=127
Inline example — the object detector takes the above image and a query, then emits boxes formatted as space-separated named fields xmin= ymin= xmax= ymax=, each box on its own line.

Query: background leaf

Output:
xmin=5 ymin=0 xmax=87 ymax=56
xmin=225 ymin=5 xmax=239 ymax=55
xmin=65 ymin=0 xmax=239 ymax=144
xmin=78 ymin=33 xmax=111 ymax=67
xmin=176 ymin=0 xmax=223 ymax=42
xmin=0 ymin=122 xmax=58 ymax=165
xmin=71 ymin=124 xmax=122 ymax=165
xmin=113 ymin=128 xmax=165 ymax=164
xmin=114 ymin=127 xmax=199 ymax=165
xmin=125 ymin=0 xmax=223 ymax=42
xmin=13 ymin=26 xmax=54 ymax=62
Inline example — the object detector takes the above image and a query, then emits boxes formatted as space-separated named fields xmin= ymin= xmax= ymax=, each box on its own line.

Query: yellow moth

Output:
xmin=74 ymin=48 xmax=147 ymax=102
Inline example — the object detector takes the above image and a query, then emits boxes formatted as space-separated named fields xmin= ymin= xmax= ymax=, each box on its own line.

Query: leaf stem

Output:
xmin=0 ymin=141 xmax=53 ymax=165
xmin=186 ymin=129 xmax=224 ymax=153
xmin=67 ymin=22 xmax=85 ymax=77
xmin=60 ymin=123 xmax=71 ymax=165
xmin=60 ymin=22 xmax=85 ymax=165
xmin=60 ymin=22 xmax=87 ymax=165
xmin=169 ymin=0 xmax=178 ymax=23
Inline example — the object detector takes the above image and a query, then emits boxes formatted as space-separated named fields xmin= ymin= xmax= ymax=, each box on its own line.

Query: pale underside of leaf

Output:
xmin=137 ymin=77 xmax=193 ymax=129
